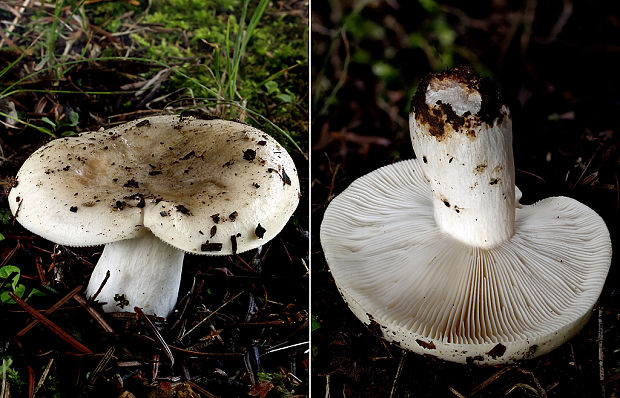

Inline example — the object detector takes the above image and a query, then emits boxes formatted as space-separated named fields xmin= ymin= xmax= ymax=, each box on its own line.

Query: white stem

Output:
xmin=85 ymin=231 xmax=185 ymax=317
xmin=410 ymin=72 xmax=515 ymax=248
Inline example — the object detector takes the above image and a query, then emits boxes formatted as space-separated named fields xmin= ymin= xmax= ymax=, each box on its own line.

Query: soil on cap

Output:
xmin=410 ymin=66 xmax=505 ymax=140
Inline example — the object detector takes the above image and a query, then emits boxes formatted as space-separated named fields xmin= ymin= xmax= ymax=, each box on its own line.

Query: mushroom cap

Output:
xmin=320 ymin=158 xmax=611 ymax=364
xmin=9 ymin=115 xmax=300 ymax=255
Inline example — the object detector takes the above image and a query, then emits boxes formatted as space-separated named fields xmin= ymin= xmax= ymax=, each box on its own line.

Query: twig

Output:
xmin=0 ymin=242 xmax=20 ymax=267
xmin=135 ymin=307 xmax=174 ymax=367
xmin=572 ymin=151 xmax=597 ymax=189
xmin=17 ymin=285 xmax=83 ymax=337
xmin=326 ymin=163 xmax=340 ymax=205
xmin=449 ymin=386 xmax=466 ymax=398
xmin=88 ymin=270 xmax=110 ymax=302
xmin=264 ymin=341 xmax=308 ymax=355
xmin=539 ymin=0 xmax=573 ymax=43
xmin=389 ymin=351 xmax=407 ymax=398
xmin=235 ymin=254 xmax=257 ymax=274
xmin=72 ymin=294 xmax=115 ymax=333
xmin=516 ymin=169 xmax=546 ymax=183
xmin=27 ymin=365 xmax=34 ymax=398
xmin=139 ymin=335 xmax=244 ymax=357
xmin=185 ymin=380 xmax=217 ymax=398
xmin=468 ymin=367 xmax=512 ymax=396
xmin=12 ymin=198 xmax=23 ymax=227
xmin=324 ymin=374 xmax=330 ymax=398
xmin=505 ymin=383 xmax=539 ymax=396
xmin=180 ymin=291 xmax=244 ymax=340
xmin=0 ymin=271 xmax=17 ymax=291
xmin=513 ymin=367 xmax=547 ymax=398
xmin=10 ymin=292 xmax=93 ymax=354
xmin=32 ymin=358 xmax=53 ymax=398
xmin=86 ymin=347 xmax=115 ymax=390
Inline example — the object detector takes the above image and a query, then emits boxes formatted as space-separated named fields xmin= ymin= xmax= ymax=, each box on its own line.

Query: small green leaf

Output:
xmin=0 ymin=232 xmax=4 ymax=241
xmin=264 ymin=80 xmax=278 ymax=94
xmin=28 ymin=287 xmax=47 ymax=299
xmin=0 ymin=291 xmax=12 ymax=303
xmin=41 ymin=117 xmax=56 ymax=128
xmin=0 ymin=265 xmax=20 ymax=289
xmin=276 ymin=93 xmax=293 ymax=103
xmin=67 ymin=110 xmax=79 ymax=127
xmin=0 ymin=357 xmax=13 ymax=374
xmin=311 ymin=315 xmax=321 ymax=332
xmin=13 ymin=284 xmax=25 ymax=298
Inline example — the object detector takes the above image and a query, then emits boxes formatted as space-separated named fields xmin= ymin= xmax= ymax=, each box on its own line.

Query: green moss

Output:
xmin=128 ymin=0 xmax=308 ymax=152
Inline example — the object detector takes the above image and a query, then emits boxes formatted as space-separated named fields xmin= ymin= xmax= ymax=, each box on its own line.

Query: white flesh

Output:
xmin=85 ymin=231 xmax=185 ymax=317
xmin=411 ymin=78 xmax=514 ymax=248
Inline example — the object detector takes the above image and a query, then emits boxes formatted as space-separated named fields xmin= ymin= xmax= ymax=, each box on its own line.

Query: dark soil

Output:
xmin=312 ymin=1 xmax=619 ymax=397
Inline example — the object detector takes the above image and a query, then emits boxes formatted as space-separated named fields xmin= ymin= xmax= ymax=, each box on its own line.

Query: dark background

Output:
xmin=312 ymin=1 xmax=619 ymax=396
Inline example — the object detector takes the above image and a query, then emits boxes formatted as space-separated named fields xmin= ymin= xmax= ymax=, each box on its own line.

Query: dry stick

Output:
xmin=180 ymin=291 xmax=244 ymax=340
xmin=324 ymin=374 xmax=331 ymax=398
xmin=0 ymin=242 xmax=20 ymax=267
xmin=9 ymin=292 xmax=93 ymax=354
xmin=235 ymin=254 xmax=256 ymax=273
xmin=72 ymin=294 xmax=115 ymax=334
xmin=185 ymin=380 xmax=218 ymax=398
xmin=514 ymin=367 xmax=548 ymax=398
xmin=26 ymin=365 xmax=34 ymax=398
xmin=598 ymin=307 xmax=605 ymax=398
xmin=0 ymin=271 xmax=18 ymax=291
xmin=135 ymin=306 xmax=174 ymax=367
xmin=139 ymin=335 xmax=244 ymax=357
xmin=12 ymin=199 xmax=23 ymax=227
xmin=389 ymin=351 xmax=407 ymax=398
xmin=448 ymin=386 xmax=466 ymax=398
xmin=86 ymin=347 xmax=115 ymax=389
xmin=467 ymin=366 xmax=512 ymax=396
xmin=88 ymin=270 xmax=110 ymax=302
xmin=32 ymin=358 xmax=53 ymax=398
xmin=505 ymin=383 xmax=539 ymax=396
xmin=516 ymin=168 xmax=546 ymax=183
xmin=17 ymin=285 xmax=83 ymax=337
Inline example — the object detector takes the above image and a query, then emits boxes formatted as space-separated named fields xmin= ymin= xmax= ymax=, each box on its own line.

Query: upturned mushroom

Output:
xmin=9 ymin=115 xmax=300 ymax=317
xmin=320 ymin=67 xmax=612 ymax=364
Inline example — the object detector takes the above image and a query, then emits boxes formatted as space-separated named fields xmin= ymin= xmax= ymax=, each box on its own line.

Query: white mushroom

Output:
xmin=9 ymin=115 xmax=300 ymax=317
xmin=320 ymin=67 xmax=611 ymax=364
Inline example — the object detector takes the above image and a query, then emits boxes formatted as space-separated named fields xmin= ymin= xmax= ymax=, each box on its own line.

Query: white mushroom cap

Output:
xmin=321 ymin=159 xmax=611 ymax=364
xmin=9 ymin=115 xmax=300 ymax=317
xmin=320 ymin=68 xmax=611 ymax=364
xmin=8 ymin=115 xmax=300 ymax=255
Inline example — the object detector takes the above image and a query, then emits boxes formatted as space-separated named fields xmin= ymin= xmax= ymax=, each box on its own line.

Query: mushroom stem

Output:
xmin=410 ymin=71 xmax=515 ymax=248
xmin=85 ymin=231 xmax=185 ymax=317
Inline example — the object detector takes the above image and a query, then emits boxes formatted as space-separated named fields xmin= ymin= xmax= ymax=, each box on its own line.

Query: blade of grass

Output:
xmin=229 ymin=0 xmax=248 ymax=100
xmin=1 ymin=57 xmax=304 ymax=154
xmin=179 ymin=98 xmax=306 ymax=156
xmin=0 ymin=56 xmax=221 ymax=100
xmin=0 ymin=110 xmax=56 ymax=137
